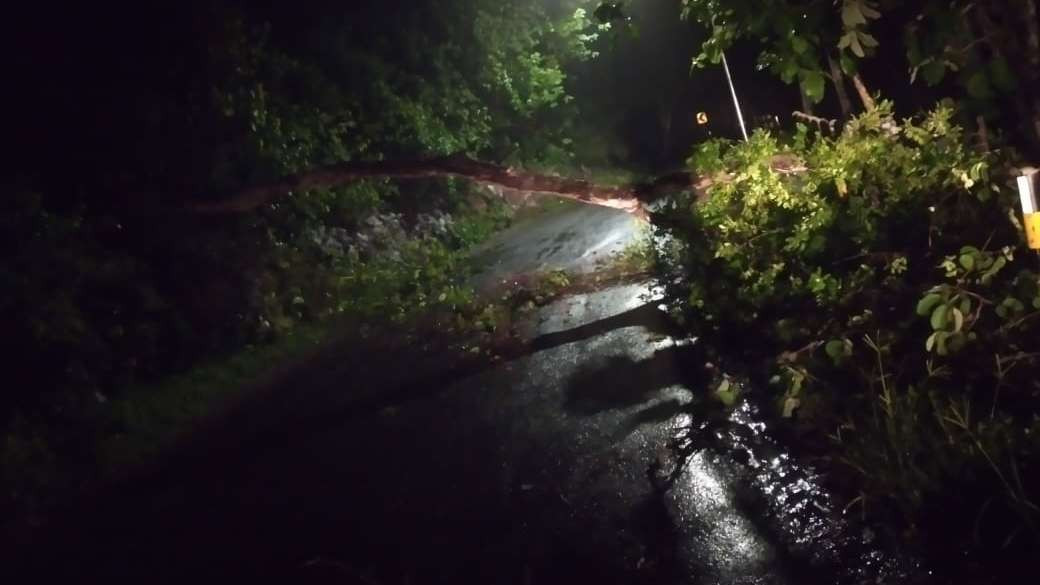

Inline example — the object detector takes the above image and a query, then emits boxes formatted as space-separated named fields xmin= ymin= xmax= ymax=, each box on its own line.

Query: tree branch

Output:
xmin=793 ymin=110 xmax=838 ymax=134
xmin=850 ymin=73 xmax=876 ymax=112
xmin=826 ymin=52 xmax=854 ymax=119
xmin=188 ymin=153 xmax=810 ymax=217
xmin=188 ymin=154 xmax=700 ymax=217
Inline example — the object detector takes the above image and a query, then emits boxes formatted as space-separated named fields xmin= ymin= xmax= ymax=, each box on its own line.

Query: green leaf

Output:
xmin=842 ymin=2 xmax=867 ymax=27
xmin=966 ymin=72 xmax=994 ymax=100
xmin=791 ymin=36 xmax=810 ymax=55
xmin=825 ymin=339 xmax=844 ymax=359
xmin=838 ymin=31 xmax=854 ymax=50
xmin=916 ymin=293 xmax=943 ymax=316
xmin=849 ymin=33 xmax=865 ymax=58
xmin=801 ymin=70 xmax=826 ymax=103
xmin=935 ymin=331 xmax=950 ymax=355
xmin=715 ymin=378 xmax=740 ymax=406
xmin=990 ymin=57 xmax=1018 ymax=93
xmin=858 ymin=31 xmax=879 ymax=49
xmin=782 ymin=396 xmax=800 ymax=418
xmin=980 ymin=256 xmax=1006 ymax=284
xmin=840 ymin=30 xmax=867 ymax=58
xmin=951 ymin=307 xmax=964 ymax=333
xmin=931 ymin=304 xmax=949 ymax=330
xmin=840 ymin=53 xmax=858 ymax=75
xmin=861 ymin=3 xmax=881 ymax=19
xmin=959 ymin=253 xmax=975 ymax=271
xmin=921 ymin=60 xmax=946 ymax=86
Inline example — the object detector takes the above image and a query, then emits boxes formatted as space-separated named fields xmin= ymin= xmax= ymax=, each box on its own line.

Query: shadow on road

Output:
xmin=562 ymin=345 xmax=705 ymax=416
xmin=10 ymin=298 xmax=721 ymax=583
xmin=530 ymin=303 xmax=686 ymax=352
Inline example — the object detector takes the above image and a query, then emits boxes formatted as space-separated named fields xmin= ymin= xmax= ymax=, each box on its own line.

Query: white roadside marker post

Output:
xmin=1018 ymin=168 xmax=1040 ymax=250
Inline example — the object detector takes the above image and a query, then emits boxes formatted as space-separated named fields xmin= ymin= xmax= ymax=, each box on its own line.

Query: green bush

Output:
xmin=656 ymin=102 xmax=1040 ymax=555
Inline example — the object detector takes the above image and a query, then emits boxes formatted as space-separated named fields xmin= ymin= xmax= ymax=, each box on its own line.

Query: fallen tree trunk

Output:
xmin=188 ymin=152 xmax=804 ymax=218
xmin=189 ymin=154 xmax=705 ymax=217
xmin=193 ymin=155 xmax=636 ymax=213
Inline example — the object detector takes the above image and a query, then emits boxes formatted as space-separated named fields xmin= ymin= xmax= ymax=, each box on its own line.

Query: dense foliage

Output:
xmin=680 ymin=0 xmax=1040 ymax=154
xmin=1 ymin=0 xmax=605 ymax=516
xmin=654 ymin=0 xmax=1040 ymax=573
xmin=5 ymin=2 xmax=1039 ymax=578
xmin=655 ymin=103 xmax=1039 ymax=573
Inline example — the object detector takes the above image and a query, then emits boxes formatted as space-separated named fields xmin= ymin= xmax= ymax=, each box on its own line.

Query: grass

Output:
xmin=0 ymin=196 xmax=517 ymax=526
xmin=2 ymin=184 xmax=654 ymax=528
xmin=97 ymin=323 xmax=331 ymax=472
xmin=605 ymin=223 xmax=655 ymax=275
xmin=0 ymin=322 xmax=334 ymax=524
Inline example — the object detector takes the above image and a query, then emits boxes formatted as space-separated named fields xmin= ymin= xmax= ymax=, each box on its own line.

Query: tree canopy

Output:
xmin=678 ymin=0 xmax=1040 ymax=152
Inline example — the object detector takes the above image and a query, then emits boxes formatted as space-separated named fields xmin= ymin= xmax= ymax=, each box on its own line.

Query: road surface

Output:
xmin=8 ymin=199 xmax=921 ymax=584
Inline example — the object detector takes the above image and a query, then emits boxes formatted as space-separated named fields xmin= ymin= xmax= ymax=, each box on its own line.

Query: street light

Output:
xmin=720 ymin=51 xmax=749 ymax=142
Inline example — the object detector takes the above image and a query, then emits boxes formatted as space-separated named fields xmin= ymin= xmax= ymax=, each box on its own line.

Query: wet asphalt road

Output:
xmin=10 ymin=200 xmax=918 ymax=583
xmin=469 ymin=199 xmax=646 ymax=293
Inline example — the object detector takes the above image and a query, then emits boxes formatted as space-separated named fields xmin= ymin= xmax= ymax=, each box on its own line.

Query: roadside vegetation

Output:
xmin=8 ymin=0 xmax=1040 ymax=580
xmin=655 ymin=104 xmax=1039 ymax=569
xmin=650 ymin=0 xmax=1040 ymax=578
xmin=0 ymin=187 xmax=518 ymax=519
xmin=1 ymin=0 xmax=612 ymax=523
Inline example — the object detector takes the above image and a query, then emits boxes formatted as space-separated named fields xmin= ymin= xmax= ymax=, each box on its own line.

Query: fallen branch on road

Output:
xmin=188 ymin=153 xmax=807 ymax=217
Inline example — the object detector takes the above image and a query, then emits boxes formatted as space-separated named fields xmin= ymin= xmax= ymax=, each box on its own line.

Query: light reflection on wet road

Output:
xmin=469 ymin=199 xmax=645 ymax=293
xmin=12 ymin=200 xmax=922 ymax=583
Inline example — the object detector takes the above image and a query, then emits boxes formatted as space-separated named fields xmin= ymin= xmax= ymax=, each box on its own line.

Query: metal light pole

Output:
xmin=720 ymin=51 xmax=749 ymax=142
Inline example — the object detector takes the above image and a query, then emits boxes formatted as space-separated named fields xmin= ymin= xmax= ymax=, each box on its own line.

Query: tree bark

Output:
xmin=188 ymin=154 xmax=697 ymax=217
xmin=793 ymin=111 xmax=837 ymax=134
xmin=188 ymin=154 xmax=807 ymax=217
xmin=976 ymin=115 xmax=991 ymax=152
xmin=826 ymin=53 xmax=854 ymax=119
xmin=799 ymin=87 xmax=814 ymax=117
xmin=850 ymin=73 xmax=876 ymax=112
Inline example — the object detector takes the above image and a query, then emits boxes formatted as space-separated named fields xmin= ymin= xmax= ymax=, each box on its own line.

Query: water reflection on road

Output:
xmin=462 ymin=200 xmax=922 ymax=583
xmin=12 ymin=201 xmax=926 ymax=583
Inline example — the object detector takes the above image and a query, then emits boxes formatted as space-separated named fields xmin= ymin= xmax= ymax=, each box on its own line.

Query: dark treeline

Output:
xmin=2 ymin=0 xmax=620 ymax=456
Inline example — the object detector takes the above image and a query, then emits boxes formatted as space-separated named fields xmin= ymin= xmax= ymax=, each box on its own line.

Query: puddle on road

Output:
xmin=522 ymin=282 xmax=927 ymax=583
xmin=655 ymin=397 xmax=926 ymax=584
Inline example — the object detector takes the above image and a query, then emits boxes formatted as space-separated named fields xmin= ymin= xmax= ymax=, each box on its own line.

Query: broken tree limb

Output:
xmin=792 ymin=111 xmax=838 ymax=135
xmin=188 ymin=154 xmax=696 ymax=217
xmin=188 ymin=153 xmax=806 ymax=218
